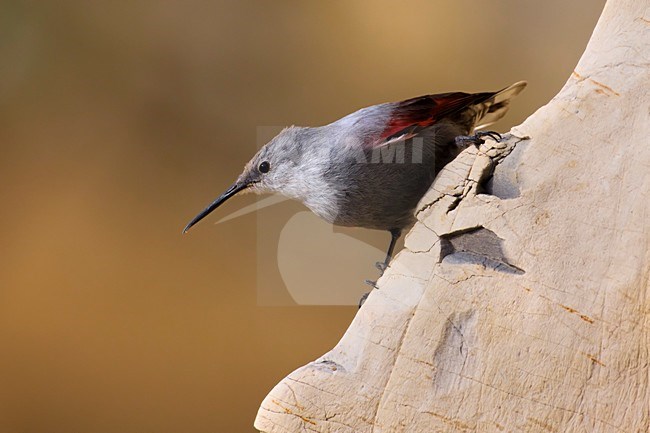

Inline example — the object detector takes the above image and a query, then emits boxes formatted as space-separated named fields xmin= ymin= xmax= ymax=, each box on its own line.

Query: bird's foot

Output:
xmin=455 ymin=131 xmax=502 ymax=147
xmin=364 ymin=279 xmax=378 ymax=289
xmin=360 ymin=280 xmax=377 ymax=308
xmin=358 ymin=292 xmax=370 ymax=308
xmin=360 ymin=260 xmax=392 ymax=307
xmin=361 ymin=259 xmax=391 ymax=305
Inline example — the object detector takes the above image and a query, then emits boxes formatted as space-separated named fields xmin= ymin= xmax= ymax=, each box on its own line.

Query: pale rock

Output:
xmin=255 ymin=0 xmax=650 ymax=431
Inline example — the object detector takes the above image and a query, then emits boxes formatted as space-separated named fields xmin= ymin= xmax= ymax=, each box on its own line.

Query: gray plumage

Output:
xmin=183 ymin=81 xmax=526 ymax=266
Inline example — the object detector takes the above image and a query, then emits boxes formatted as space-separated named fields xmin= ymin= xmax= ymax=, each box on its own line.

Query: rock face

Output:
xmin=254 ymin=0 xmax=650 ymax=431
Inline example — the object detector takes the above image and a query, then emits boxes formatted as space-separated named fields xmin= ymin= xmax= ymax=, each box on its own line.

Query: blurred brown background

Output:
xmin=0 ymin=1 xmax=605 ymax=432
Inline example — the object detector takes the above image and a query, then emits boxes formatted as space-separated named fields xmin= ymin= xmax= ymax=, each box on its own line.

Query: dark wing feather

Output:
xmin=377 ymin=91 xmax=496 ymax=145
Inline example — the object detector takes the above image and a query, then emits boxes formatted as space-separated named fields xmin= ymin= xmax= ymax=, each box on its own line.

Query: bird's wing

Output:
xmin=371 ymin=91 xmax=496 ymax=147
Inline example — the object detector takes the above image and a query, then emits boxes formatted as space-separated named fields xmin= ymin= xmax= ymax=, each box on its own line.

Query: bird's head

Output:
xmin=183 ymin=126 xmax=314 ymax=233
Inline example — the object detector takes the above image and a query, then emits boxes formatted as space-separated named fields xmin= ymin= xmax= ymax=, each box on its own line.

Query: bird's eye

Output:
xmin=258 ymin=161 xmax=270 ymax=173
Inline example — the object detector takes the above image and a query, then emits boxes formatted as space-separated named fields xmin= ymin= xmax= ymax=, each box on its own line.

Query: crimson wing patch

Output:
xmin=376 ymin=91 xmax=494 ymax=145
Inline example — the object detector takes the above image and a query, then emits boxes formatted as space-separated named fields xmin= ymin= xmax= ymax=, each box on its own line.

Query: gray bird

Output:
xmin=183 ymin=81 xmax=526 ymax=275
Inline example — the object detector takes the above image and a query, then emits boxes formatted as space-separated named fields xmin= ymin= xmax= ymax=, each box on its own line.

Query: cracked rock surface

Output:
xmin=255 ymin=0 xmax=650 ymax=431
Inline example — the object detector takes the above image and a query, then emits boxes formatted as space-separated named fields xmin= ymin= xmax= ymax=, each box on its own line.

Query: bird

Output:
xmin=183 ymin=81 xmax=526 ymax=278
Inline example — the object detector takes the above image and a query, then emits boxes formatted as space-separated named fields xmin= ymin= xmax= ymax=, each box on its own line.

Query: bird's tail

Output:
xmin=474 ymin=81 xmax=527 ymax=130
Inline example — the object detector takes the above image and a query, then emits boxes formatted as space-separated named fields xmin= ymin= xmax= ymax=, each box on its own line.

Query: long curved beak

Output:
xmin=182 ymin=182 xmax=249 ymax=233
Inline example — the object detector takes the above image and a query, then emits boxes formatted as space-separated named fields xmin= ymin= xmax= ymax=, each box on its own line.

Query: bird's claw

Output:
xmin=358 ymin=292 xmax=370 ymax=308
xmin=360 ymin=262 xmax=389 ymax=307
xmin=455 ymin=130 xmax=502 ymax=147
xmin=364 ymin=279 xmax=378 ymax=289
xmin=476 ymin=131 xmax=502 ymax=142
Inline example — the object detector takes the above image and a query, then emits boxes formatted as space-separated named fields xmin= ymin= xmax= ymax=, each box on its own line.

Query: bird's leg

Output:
xmin=375 ymin=228 xmax=402 ymax=272
xmin=455 ymin=130 xmax=502 ymax=147
xmin=361 ymin=229 xmax=403 ymax=306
